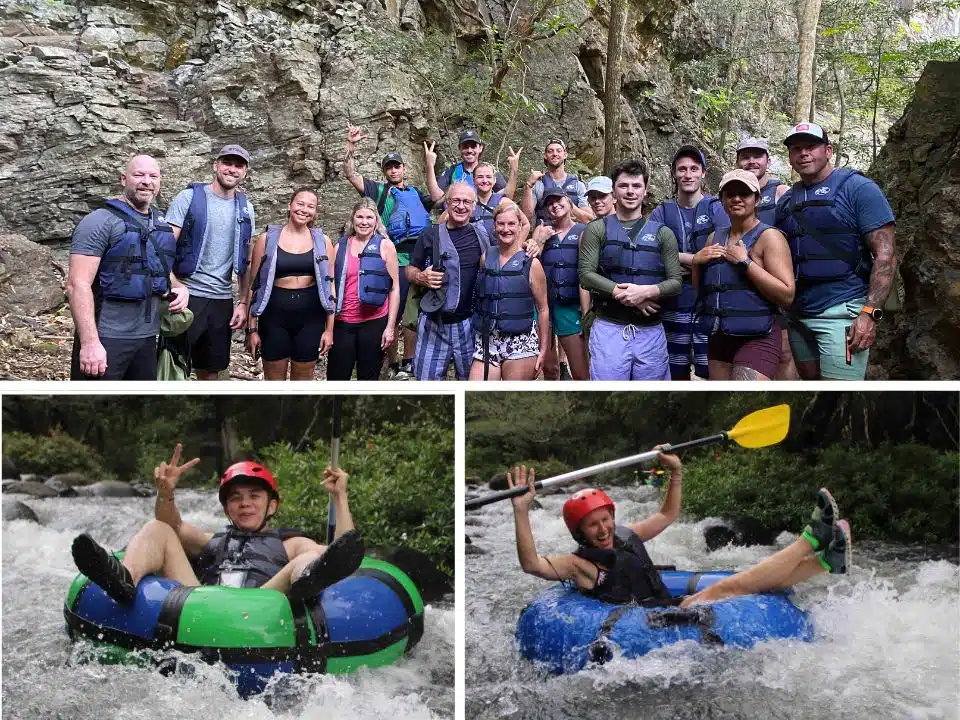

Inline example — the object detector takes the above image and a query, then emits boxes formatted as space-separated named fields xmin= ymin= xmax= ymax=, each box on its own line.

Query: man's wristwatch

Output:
xmin=860 ymin=305 xmax=883 ymax=322
xmin=244 ymin=327 xmax=258 ymax=335
xmin=739 ymin=257 xmax=753 ymax=270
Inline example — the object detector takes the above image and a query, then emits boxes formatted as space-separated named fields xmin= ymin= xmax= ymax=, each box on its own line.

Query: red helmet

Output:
xmin=219 ymin=461 xmax=279 ymax=505
xmin=562 ymin=488 xmax=615 ymax=534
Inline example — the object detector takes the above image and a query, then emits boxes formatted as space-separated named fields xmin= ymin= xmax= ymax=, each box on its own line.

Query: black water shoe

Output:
xmin=818 ymin=519 xmax=852 ymax=574
xmin=71 ymin=533 xmax=137 ymax=605
xmin=288 ymin=529 xmax=364 ymax=602
xmin=801 ymin=488 xmax=838 ymax=551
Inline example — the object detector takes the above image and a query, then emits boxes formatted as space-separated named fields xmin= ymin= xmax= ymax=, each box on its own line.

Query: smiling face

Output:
xmin=120 ymin=155 xmax=162 ymax=211
xmin=720 ymin=182 xmax=759 ymax=220
xmin=787 ymin=139 xmax=833 ymax=182
xmin=673 ymin=156 xmax=705 ymax=195
xmin=543 ymin=142 xmax=567 ymax=170
xmin=288 ymin=190 xmax=318 ymax=227
xmin=213 ymin=155 xmax=248 ymax=191
xmin=352 ymin=207 xmax=378 ymax=236
xmin=460 ymin=141 xmax=482 ymax=167
xmin=383 ymin=162 xmax=405 ymax=185
xmin=736 ymin=149 xmax=770 ymax=181
xmin=546 ymin=194 xmax=570 ymax=223
xmin=224 ymin=482 xmax=277 ymax=532
xmin=446 ymin=183 xmax=476 ymax=226
xmin=613 ymin=173 xmax=647 ymax=213
xmin=587 ymin=191 xmax=614 ymax=217
xmin=579 ymin=507 xmax=615 ymax=549
xmin=494 ymin=206 xmax=522 ymax=245
xmin=474 ymin=165 xmax=495 ymax=195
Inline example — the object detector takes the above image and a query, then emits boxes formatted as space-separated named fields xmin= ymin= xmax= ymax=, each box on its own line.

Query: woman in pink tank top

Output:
xmin=327 ymin=198 xmax=400 ymax=380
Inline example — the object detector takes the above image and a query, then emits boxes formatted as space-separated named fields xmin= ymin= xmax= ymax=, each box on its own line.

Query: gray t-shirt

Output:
xmin=70 ymin=207 xmax=162 ymax=339
xmin=166 ymin=185 xmax=257 ymax=300
xmin=533 ymin=173 xmax=588 ymax=208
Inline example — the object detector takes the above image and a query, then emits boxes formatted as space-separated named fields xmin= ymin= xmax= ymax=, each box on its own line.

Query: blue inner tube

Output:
xmin=516 ymin=570 xmax=814 ymax=673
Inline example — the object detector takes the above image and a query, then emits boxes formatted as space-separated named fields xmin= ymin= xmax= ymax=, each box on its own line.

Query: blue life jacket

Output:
xmin=573 ymin=525 xmax=671 ymax=605
xmin=449 ymin=163 xmax=476 ymax=189
xmin=541 ymin=223 xmax=585 ymax=305
xmin=598 ymin=216 xmax=666 ymax=286
xmin=386 ymin=185 xmax=432 ymax=243
xmin=756 ymin=178 xmax=784 ymax=226
xmin=777 ymin=168 xmax=870 ymax=314
xmin=473 ymin=249 xmax=535 ymax=335
xmin=690 ymin=195 xmax=730 ymax=252
xmin=174 ymin=182 xmax=253 ymax=278
xmin=195 ymin=526 xmax=290 ymax=589
xmin=536 ymin=173 xmax=581 ymax=224
xmin=654 ymin=199 xmax=707 ymax=312
xmin=250 ymin=225 xmax=335 ymax=317
xmin=334 ymin=234 xmax=392 ymax=311
xmin=700 ymin=223 xmax=776 ymax=337
xmin=98 ymin=199 xmax=176 ymax=301
xmin=420 ymin=224 xmax=491 ymax=315
xmin=471 ymin=193 xmax=505 ymax=241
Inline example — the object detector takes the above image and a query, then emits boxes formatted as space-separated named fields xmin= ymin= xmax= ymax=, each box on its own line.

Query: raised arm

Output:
xmin=424 ymin=142 xmax=444 ymax=202
xmin=344 ymin=127 xmax=367 ymax=194
xmin=504 ymin=146 xmax=522 ymax=201
xmin=323 ymin=466 xmax=355 ymax=538
xmin=154 ymin=443 xmax=212 ymax=556
xmin=628 ymin=448 xmax=682 ymax=542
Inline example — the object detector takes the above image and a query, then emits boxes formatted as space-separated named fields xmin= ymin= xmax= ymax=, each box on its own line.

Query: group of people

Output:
xmin=67 ymin=122 xmax=897 ymax=381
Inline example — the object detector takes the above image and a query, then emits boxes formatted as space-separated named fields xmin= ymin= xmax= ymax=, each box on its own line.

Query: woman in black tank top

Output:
xmin=244 ymin=188 xmax=336 ymax=380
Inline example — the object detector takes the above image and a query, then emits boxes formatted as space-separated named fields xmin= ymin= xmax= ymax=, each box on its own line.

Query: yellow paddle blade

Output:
xmin=727 ymin=404 xmax=790 ymax=448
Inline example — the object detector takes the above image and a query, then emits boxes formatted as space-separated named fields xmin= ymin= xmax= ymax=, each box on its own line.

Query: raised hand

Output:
xmin=154 ymin=443 xmax=200 ymax=497
xmin=424 ymin=141 xmax=438 ymax=168
xmin=508 ymin=146 xmax=523 ymax=168
xmin=346 ymin=126 xmax=366 ymax=147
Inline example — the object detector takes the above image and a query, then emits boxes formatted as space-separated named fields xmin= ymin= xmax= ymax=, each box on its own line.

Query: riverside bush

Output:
xmin=261 ymin=420 xmax=454 ymax=576
xmin=3 ymin=429 xmax=109 ymax=479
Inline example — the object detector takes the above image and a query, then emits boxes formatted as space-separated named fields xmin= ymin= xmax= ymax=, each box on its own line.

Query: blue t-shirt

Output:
xmin=777 ymin=169 xmax=894 ymax=236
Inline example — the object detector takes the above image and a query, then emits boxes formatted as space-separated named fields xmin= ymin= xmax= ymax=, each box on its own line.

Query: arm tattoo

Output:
xmin=732 ymin=365 xmax=763 ymax=381
xmin=865 ymin=225 xmax=896 ymax=307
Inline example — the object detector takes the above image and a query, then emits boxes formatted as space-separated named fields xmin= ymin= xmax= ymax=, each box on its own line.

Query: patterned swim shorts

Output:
xmin=473 ymin=325 xmax=540 ymax=367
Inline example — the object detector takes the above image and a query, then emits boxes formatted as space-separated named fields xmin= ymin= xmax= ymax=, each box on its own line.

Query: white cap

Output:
xmin=586 ymin=176 xmax=612 ymax=194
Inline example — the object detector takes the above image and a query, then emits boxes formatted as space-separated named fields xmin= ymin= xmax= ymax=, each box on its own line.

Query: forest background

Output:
xmin=466 ymin=391 xmax=959 ymax=546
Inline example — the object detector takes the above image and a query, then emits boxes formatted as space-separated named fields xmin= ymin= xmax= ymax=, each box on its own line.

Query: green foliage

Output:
xmin=3 ymin=429 xmax=110 ymax=479
xmin=261 ymin=420 xmax=455 ymax=576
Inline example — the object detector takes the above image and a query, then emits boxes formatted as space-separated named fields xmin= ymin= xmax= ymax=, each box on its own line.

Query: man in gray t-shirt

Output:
xmin=521 ymin=138 xmax=592 ymax=226
xmin=66 ymin=154 xmax=189 ymax=380
xmin=165 ymin=145 xmax=257 ymax=379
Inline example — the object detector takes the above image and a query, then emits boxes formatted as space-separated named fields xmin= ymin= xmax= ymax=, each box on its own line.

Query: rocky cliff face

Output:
xmin=869 ymin=60 xmax=960 ymax=380
xmin=0 ymin=0 xmax=699 ymax=245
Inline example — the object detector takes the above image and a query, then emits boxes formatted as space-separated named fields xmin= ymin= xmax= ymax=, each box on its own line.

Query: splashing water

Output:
xmin=2 ymin=491 xmax=453 ymax=720
xmin=465 ymin=484 xmax=959 ymax=720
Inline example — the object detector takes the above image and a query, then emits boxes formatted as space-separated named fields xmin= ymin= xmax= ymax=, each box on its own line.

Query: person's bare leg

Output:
xmin=772 ymin=556 xmax=826 ymax=590
xmin=289 ymin=360 xmax=317 ymax=381
xmin=122 ymin=519 xmax=200 ymax=586
xmin=558 ymin=334 xmax=589 ymax=380
xmin=542 ymin=335 xmax=560 ymax=380
xmin=263 ymin=359 xmax=290 ymax=380
xmin=682 ymin=536 xmax=814 ymax=606
xmin=261 ymin=550 xmax=322 ymax=594
xmin=501 ymin=356 xmax=538 ymax=380
xmin=732 ymin=364 xmax=772 ymax=381
xmin=469 ymin=359 xmax=502 ymax=381
xmin=402 ymin=327 xmax=416 ymax=363
xmin=708 ymin=358 xmax=732 ymax=380
xmin=195 ymin=369 xmax=221 ymax=381
xmin=775 ymin=328 xmax=800 ymax=380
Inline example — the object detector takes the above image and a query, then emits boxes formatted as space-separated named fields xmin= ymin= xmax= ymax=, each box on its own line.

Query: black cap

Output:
xmin=541 ymin=186 xmax=566 ymax=201
xmin=381 ymin=152 xmax=404 ymax=168
xmin=672 ymin=144 xmax=707 ymax=170
xmin=459 ymin=129 xmax=483 ymax=146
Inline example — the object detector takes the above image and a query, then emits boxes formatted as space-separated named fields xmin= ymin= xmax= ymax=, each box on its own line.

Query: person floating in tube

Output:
xmin=69 ymin=443 xmax=363 ymax=605
xmin=507 ymin=449 xmax=851 ymax=608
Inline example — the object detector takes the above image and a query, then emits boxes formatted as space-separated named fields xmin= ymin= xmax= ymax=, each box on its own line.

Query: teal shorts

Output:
xmin=549 ymin=302 xmax=582 ymax=337
xmin=785 ymin=299 xmax=868 ymax=380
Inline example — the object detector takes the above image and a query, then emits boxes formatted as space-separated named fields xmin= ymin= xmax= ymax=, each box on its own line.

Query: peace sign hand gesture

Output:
xmin=507 ymin=146 xmax=523 ymax=169
xmin=424 ymin=141 xmax=437 ymax=168
xmin=154 ymin=443 xmax=201 ymax=498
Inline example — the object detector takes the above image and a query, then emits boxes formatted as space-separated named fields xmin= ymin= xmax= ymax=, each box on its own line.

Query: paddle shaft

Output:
xmin=464 ymin=432 xmax=727 ymax=510
xmin=326 ymin=397 xmax=343 ymax=544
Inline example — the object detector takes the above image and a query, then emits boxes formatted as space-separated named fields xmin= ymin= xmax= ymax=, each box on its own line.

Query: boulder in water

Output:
xmin=74 ymin=480 xmax=148 ymax=498
xmin=43 ymin=477 xmax=78 ymax=497
xmin=703 ymin=519 xmax=780 ymax=551
xmin=2 ymin=480 xmax=58 ymax=498
xmin=47 ymin=472 xmax=95 ymax=487
xmin=2 ymin=498 xmax=39 ymax=523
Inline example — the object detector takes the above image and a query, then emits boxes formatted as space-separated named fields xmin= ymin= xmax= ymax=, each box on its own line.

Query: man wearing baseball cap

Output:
xmin=648 ymin=144 xmax=729 ymax=380
xmin=522 ymin=138 xmax=593 ymax=226
xmin=776 ymin=122 xmax=897 ymax=380
xmin=424 ymin=129 xmax=515 ymax=202
xmin=735 ymin=137 xmax=798 ymax=380
xmin=166 ymin=144 xmax=257 ymax=380
xmin=344 ymin=126 xmax=436 ymax=378
xmin=585 ymin=176 xmax=615 ymax=218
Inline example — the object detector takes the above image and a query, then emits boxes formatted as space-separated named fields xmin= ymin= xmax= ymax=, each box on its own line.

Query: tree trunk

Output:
xmin=832 ymin=59 xmax=846 ymax=162
xmin=603 ymin=0 xmax=628 ymax=175
xmin=793 ymin=0 xmax=823 ymax=123
xmin=871 ymin=32 xmax=884 ymax=165
xmin=214 ymin=397 xmax=241 ymax=473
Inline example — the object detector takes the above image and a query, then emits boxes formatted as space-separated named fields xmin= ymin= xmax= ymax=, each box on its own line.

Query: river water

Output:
xmin=2 ymin=490 xmax=454 ymax=720
xmin=465 ymin=484 xmax=960 ymax=720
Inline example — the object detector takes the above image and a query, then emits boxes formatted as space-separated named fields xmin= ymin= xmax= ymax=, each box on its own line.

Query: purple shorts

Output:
xmin=588 ymin=318 xmax=670 ymax=381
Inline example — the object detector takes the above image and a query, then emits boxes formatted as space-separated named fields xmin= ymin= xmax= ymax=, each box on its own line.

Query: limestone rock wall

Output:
xmin=869 ymin=60 xmax=960 ymax=380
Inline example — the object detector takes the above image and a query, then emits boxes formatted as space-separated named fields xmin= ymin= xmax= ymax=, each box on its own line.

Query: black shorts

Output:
xmin=171 ymin=296 xmax=234 ymax=373
xmin=70 ymin=334 xmax=157 ymax=380
xmin=259 ymin=287 xmax=328 ymax=363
